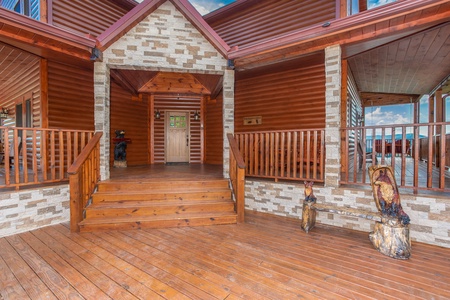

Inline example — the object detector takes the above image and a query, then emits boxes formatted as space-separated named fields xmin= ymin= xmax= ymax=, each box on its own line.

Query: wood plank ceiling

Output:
xmin=0 ymin=42 xmax=39 ymax=100
xmin=348 ymin=22 xmax=450 ymax=106
xmin=111 ymin=69 xmax=223 ymax=98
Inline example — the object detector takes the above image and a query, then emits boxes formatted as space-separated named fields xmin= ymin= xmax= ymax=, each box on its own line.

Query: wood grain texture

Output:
xmin=206 ymin=0 xmax=336 ymax=48
xmin=235 ymin=62 xmax=325 ymax=132
xmin=51 ymin=0 xmax=128 ymax=37
xmin=205 ymin=95 xmax=223 ymax=164
xmin=110 ymin=82 xmax=149 ymax=166
xmin=1 ymin=211 xmax=449 ymax=299
xmin=47 ymin=61 xmax=94 ymax=130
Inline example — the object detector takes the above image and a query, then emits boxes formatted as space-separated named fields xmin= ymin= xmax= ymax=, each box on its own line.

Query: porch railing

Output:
xmin=68 ymin=132 xmax=102 ymax=232
xmin=341 ymin=122 xmax=450 ymax=192
xmin=227 ymin=133 xmax=245 ymax=223
xmin=235 ymin=129 xmax=325 ymax=182
xmin=0 ymin=126 xmax=94 ymax=189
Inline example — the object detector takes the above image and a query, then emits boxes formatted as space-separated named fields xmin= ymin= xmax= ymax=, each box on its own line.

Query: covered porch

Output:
xmin=2 ymin=211 xmax=450 ymax=299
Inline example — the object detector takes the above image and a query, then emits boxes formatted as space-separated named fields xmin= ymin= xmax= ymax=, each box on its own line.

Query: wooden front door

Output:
xmin=165 ymin=111 xmax=190 ymax=163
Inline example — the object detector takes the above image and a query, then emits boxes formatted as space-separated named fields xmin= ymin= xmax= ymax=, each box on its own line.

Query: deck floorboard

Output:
xmin=1 ymin=211 xmax=450 ymax=299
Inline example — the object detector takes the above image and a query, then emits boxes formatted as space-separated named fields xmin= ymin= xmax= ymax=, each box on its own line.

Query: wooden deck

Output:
xmin=1 ymin=211 xmax=450 ymax=299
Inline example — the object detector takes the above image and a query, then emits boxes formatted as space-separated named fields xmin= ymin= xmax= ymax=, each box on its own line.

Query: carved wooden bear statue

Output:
xmin=114 ymin=130 xmax=127 ymax=161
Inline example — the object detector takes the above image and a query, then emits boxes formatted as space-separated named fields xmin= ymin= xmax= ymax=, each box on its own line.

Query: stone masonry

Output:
xmin=0 ymin=185 xmax=70 ymax=238
xmin=244 ymin=179 xmax=450 ymax=248
xmin=94 ymin=1 xmax=233 ymax=179
xmin=324 ymin=45 xmax=342 ymax=188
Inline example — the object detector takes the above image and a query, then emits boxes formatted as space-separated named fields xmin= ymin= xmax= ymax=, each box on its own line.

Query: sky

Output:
xmin=188 ymin=0 xmax=235 ymax=15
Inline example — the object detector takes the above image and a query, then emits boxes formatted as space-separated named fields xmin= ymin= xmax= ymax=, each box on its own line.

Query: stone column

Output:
xmin=324 ymin=45 xmax=342 ymax=188
xmin=94 ymin=62 xmax=111 ymax=180
xmin=223 ymin=68 xmax=235 ymax=178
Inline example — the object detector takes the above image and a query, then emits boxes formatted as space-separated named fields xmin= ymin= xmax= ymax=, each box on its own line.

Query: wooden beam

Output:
xmin=339 ymin=0 xmax=348 ymax=18
xmin=40 ymin=58 xmax=48 ymax=128
xmin=358 ymin=0 xmax=367 ymax=12
xmin=428 ymin=94 xmax=434 ymax=123
xmin=435 ymin=89 xmax=443 ymax=135
xmin=110 ymin=69 xmax=139 ymax=97
xmin=361 ymin=92 xmax=420 ymax=107
xmin=341 ymin=59 xmax=348 ymax=173
xmin=210 ymin=76 xmax=223 ymax=100
xmin=149 ymin=94 xmax=155 ymax=164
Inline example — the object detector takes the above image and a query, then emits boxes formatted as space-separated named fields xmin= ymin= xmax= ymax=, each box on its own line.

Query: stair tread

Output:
xmin=94 ymin=188 xmax=231 ymax=194
xmin=87 ymin=199 xmax=234 ymax=209
xmin=79 ymin=211 xmax=237 ymax=225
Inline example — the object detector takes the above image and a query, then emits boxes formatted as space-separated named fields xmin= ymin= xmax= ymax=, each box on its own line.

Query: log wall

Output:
xmin=235 ymin=62 xmax=326 ymax=132
xmin=50 ymin=0 xmax=128 ymax=36
xmin=205 ymin=95 xmax=223 ymax=164
xmin=110 ymin=83 xmax=149 ymax=166
xmin=47 ymin=61 xmax=94 ymax=130
xmin=154 ymin=95 xmax=202 ymax=164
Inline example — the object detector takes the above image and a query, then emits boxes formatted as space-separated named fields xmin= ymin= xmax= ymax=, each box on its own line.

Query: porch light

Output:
xmin=194 ymin=111 xmax=200 ymax=121
xmin=0 ymin=107 xmax=9 ymax=119
xmin=155 ymin=110 xmax=161 ymax=119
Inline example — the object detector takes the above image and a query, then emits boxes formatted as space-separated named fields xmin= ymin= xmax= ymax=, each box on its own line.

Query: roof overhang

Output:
xmin=229 ymin=0 xmax=450 ymax=70
xmin=0 ymin=8 xmax=96 ymax=63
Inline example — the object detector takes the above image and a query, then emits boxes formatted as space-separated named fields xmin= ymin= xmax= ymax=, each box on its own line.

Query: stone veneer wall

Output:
xmin=95 ymin=1 xmax=232 ymax=180
xmin=244 ymin=179 xmax=450 ymax=248
xmin=0 ymin=184 xmax=70 ymax=238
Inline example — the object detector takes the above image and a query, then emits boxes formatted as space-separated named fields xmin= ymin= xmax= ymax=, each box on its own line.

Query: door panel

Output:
xmin=166 ymin=111 xmax=189 ymax=163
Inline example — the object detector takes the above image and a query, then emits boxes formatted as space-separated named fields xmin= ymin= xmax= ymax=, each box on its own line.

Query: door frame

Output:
xmin=164 ymin=110 xmax=190 ymax=163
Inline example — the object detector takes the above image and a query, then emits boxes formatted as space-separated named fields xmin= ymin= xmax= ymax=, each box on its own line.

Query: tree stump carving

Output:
xmin=368 ymin=165 xmax=411 ymax=259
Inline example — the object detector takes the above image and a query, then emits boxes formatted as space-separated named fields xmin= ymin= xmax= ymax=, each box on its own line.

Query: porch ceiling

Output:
xmin=110 ymin=69 xmax=223 ymax=97
xmin=348 ymin=22 xmax=450 ymax=103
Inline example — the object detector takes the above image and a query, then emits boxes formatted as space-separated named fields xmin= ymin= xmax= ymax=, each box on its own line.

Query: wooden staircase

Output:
xmin=78 ymin=179 xmax=238 ymax=232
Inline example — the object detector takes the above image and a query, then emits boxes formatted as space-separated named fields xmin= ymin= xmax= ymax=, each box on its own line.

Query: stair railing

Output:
xmin=68 ymin=132 xmax=103 ymax=232
xmin=227 ymin=133 xmax=246 ymax=223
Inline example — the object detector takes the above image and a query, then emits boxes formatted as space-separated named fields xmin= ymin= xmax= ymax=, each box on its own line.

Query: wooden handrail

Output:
xmin=227 ymin=133 xmax=246 ymax=223
xmin=341 ymin=123 xmax=450 ymax=193
xmin=0 ymin=127 xmax=94 ymax=189
xmin=68 ymin=132 xmax=102 ymax=232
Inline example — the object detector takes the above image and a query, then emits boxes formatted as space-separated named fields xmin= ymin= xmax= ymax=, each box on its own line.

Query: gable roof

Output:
xmin=96 ymin=0 xmax=231 ymax=57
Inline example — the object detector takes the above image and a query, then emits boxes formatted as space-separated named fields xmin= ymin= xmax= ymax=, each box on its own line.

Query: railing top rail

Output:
xmin=235 ymin=128 xmax=325 ymax=135
xmin=342 ymin=122 xmax=450 ymax=130
xmin=227 ymin=133 xmax=245 ymax=169
xmin=0 ymin=126 xmax=95 ymax=134
xmin=67 ymin=132 xmax=103 ymax=175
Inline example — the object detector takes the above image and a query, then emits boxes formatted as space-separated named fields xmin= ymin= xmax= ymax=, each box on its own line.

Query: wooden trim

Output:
xmin=46 ymin=0 xmax=53 ymax=24
xmin=40 ymin=58 xmax=48 ymax=128
xmin=201 ymin=95 xmax=206 ymax=163
xmin=341 ymin=59 xmax=348 ymax=172
xmin=40 ymin=0 xmax=48 ymax=23
xmin=358 ymin=0 xmax=367 ymax=13
xmin=149 ymin=94 xmax=155 ymax=164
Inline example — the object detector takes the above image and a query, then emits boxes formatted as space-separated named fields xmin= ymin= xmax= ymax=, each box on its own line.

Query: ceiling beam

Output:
xmin=361 ymin=92 xmax=421 ymax=107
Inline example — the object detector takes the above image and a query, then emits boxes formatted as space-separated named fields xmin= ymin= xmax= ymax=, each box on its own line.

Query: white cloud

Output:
xmin=189 ymin=0 xmax=230 ymax=15
xmin=365 ymin=107 xmax=410 ymax=126
xmin=368 ymin=0 xmax=396 ymax=9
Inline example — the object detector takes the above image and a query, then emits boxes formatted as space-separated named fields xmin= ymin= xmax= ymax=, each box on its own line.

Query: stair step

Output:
xmin=97 ymin=179 xmax=229 ymax=192
xmin=85 ymin=199 xmax=235 ymax=218
xmin=79 ymin=211 xmax=238 ymax=232
xmin=92 ymin=189 xmax=232 ymax=202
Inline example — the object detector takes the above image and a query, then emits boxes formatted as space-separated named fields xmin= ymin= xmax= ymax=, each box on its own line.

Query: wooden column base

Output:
xmin=113 ymin=160 xmax=127 ymax=168
xmin=301 ymin=201 xmax=316 ymax=233
xmin=369 ymin=217 xmax=411 ymax=259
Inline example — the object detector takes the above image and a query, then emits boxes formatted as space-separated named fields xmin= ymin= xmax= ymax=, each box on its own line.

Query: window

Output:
xmin=15 ymin=93 xmax=33 ymax=129
xmin=2 ymin=0 xmax=40 ymax=20
xmin=348 ymin=0 xmax=397 ymax=15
